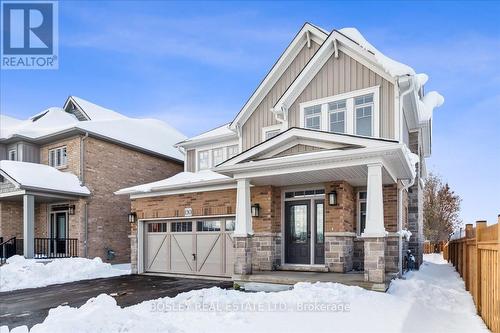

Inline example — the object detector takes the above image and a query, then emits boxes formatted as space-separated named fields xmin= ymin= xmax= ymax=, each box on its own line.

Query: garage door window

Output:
xmin=171 ymin=222 xmax=192 ymax=232
xmin=148 ymin=223 xmax=167 ymax=232
xmin=197 ymin=220 xmax=221 ymax=232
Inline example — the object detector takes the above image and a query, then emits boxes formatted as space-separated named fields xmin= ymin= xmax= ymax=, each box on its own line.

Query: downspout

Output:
xmin=397 ymin=76 xmax=415 ymax=142
xmin=80 ymin=132 xmax=89 ymax=258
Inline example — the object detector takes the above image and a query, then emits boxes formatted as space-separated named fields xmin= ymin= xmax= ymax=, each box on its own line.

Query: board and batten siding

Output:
xmin=186 ymin=149 xmax=196 ymax=172
xmin=242 ymin=41 xmax=321 ymax=151
xmin=288 ymin=50 xmax=395 ymax=139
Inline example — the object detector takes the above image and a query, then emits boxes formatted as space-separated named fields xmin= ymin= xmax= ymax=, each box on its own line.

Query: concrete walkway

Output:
xmin=0 ymin=274 xmax=233 ymax=329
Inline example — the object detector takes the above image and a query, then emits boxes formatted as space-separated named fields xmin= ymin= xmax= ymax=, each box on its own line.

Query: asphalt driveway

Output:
xmin=0 ymin=274 xmax=233 ymax=329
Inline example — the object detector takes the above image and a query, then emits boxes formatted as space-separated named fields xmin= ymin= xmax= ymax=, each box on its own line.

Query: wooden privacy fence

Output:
xmin=424 ymin=241 xmax=446 ymax=254
xmin=444 ymin=218 xmax=499 ymax=333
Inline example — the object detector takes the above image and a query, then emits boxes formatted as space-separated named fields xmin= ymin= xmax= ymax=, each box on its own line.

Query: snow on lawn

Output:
xmin=0 ymin=256 xmax=129 ymax=292
xmin=2 ymin=254 xmax=488 ymax=333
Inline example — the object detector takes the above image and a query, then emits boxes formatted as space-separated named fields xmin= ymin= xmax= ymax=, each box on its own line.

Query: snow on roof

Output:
xmin=338 ymin=27 xmax=416 ymax=77
xmin=419 ymin=91 xmax=445 ymax=122
xmin=116 ymin=170 xmax=233 ymax=195
xmin=0 ymin=100 xmax=186 ymax=161
xmin=0 ymin=160 xmax=90 ymax=195
xmin=71 ymin=96 xmax=127 ymax=121
xmin=178 ymin=123 xmax=235 ymax=145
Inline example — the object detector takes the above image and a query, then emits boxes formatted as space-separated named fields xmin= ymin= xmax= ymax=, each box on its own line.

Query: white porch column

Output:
xmin=23 ymin=194 xmax=35 ymax=259
xmin=362 ymin=163 xmax=386 ymax=237
xmin=234 ymin=179 xmax=253 ymax=237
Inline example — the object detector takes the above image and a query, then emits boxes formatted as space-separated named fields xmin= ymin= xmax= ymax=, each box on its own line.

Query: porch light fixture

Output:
xmin=68 ymin=205 xmax=76 ymax=215
xmin=328 ymin=191 xmax=338 ymax=206
xmin=251 ymin=204 xmax=260 ymax=217
xmin=128 ymin=212 xmax=137 ymax=223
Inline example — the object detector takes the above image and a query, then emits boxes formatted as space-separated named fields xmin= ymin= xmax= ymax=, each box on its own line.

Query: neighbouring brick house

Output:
xmin=0 ymin=96 xmax=184 ymax=263
xmin=118 ymin=23 xmax=443 ymax=286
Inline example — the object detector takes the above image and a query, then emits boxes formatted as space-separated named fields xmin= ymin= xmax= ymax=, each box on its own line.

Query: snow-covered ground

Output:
xmin=0 ymin=256 xmax=130 ymax=292
xmin=1 ymin=254 xmax=488 ymax=333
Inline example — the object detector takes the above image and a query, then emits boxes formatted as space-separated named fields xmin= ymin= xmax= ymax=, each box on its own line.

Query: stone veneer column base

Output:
xmin=363 ymin=237 xmax=386 ymax=283
xmin=251 ymin=233 xmax=281 ymax=271
xmin=325 ymin=234 xmax=354 ymax=272
xmin=234 ymin=236 xmax=253 ymax=275
xmin=129 ymin=234 xmax=138 ymax=274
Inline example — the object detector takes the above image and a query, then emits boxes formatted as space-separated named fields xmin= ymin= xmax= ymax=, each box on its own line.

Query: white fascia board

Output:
xmin=219 ymin=128 xmax=394 ymax=167
xmin=177 ymin=133 xmax=238 ymax=149
xmin=216 ymin=144 xmax=413 ymax=180
xmin=122 ymin=177 xmax=236 ymax=197
xmin=230 ymin=24 xmax=328 ymax=130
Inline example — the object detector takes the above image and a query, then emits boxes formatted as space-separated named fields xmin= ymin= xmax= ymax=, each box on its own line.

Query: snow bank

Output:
xmin=0 ymin=256 xmax=129 ymax=292
xmin=338 ymin=28 xmax=415 ymax=77
xmin=397 ymin=229 xmax=412 ymax=241
xmin=4 ymin=254 xmax=488 ymax=333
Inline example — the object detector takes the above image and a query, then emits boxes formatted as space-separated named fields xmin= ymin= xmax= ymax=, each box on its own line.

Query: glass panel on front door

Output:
xmin=50 ymin=212 xmax=67 ymax=254
xmin=285 ymin=201 xmax=310 ymax=264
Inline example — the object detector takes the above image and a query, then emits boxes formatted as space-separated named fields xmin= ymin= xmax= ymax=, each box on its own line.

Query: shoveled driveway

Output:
xmin=0 ymin=274 xmax=233 ymax=329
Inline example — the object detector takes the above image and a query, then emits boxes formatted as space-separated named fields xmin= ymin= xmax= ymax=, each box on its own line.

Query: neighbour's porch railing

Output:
xmin=0 ymin=237 xmax=78 ymax=262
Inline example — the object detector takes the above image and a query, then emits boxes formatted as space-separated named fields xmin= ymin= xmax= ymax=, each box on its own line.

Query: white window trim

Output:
xmin=226 ymin=144 xmax=239 ymax=160
xmin=48 ymin=146 xmax=67 ymax=169
xmin=299 ymin=86 xmax=380 ymax=138
xmin=211 ymin=147 xmax=224 ymax=167
xmin=261 ymin=124 xmax=283 ymax=141
xmin=194 ymin=140 xmax=239 ymax=172
xmin=327 ymin=102 xmax=347 ymax=134
xmin=8 ymin=149 xmax=17 ymax=161
xmin=357 ymin=191 xmax=367 ymax=236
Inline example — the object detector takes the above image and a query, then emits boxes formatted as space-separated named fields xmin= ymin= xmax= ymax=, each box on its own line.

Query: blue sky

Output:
xmin=1 ymin=1 xmax=499 ymax=225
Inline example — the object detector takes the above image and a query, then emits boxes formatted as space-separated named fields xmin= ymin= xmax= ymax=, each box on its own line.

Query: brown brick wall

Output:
xmin=132 ymin=189 xmax=237 ymax=220
xmin=40 ymin=136 xmax=82 ymax=177
xmin=250 ymin=186 xmax=281 ymax=234
xmin=325 ymin=181 xmax=355 ymax=232
xmin=383 ymin=184 xmax=398 ymax=232
xmin=85 ymin=137 xmax=183 ymax=263
xmin=0 ymin=201 xmax=23 ymax=239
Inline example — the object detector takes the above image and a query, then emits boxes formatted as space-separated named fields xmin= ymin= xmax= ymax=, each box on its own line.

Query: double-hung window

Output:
xmin=328 ymin=100 xmax=346 ymax=133
xmin=227 ymin=145 xmax=239 ymax=159
xmin=198 ymin=150 xmax=210 ymax=170
xmin=212 ymin=148 xmax=224 ymax=167
xmin=8 ymin=149 xmax=17 ymax=161
xmin=304 ymin=105 xmax=322 ymax=130
xmin=355 ymin=94 xmax=374 ymax=136
xmin=49 ymin=146 xmax=67 ymax=168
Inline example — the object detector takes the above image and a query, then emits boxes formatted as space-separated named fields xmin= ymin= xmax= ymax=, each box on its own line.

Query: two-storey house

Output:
xmin=118 ymin=23 xmax=443 ymax=287
xmin=0 ymin=96 xmax=184 ymax=263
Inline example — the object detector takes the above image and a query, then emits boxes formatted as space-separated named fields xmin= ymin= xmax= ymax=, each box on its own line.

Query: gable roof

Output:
xmin=229 ymin=23 xmax=328 ymax=130
xmin=0 ymin=160 xmax=90 ymax=196
xmin=64 ymin=96 xmax=127 ymax=121
xmin=0 ymin=98 xmax=186 ymax=162
xmin=217 ymin=127 xmax=397 ymax=167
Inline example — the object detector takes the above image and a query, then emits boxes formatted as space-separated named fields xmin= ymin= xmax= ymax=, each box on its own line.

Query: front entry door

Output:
xmin=50 ymin=212 xmax=67 ymax=254
xmin=285 ymin=200 xmax=310 ymax=264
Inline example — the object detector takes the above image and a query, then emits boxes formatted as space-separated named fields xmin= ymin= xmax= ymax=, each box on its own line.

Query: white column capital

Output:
xmin=234 ymin=178 xmax=253 ymax=237
xmin=361 ymin=163 xmax=386 ymax=238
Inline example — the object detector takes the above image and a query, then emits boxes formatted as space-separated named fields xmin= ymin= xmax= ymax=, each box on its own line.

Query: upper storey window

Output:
xmin=355 ymin=94 xmax=374 ymax=137
xmin=328 ymin=100 xmax=346 ymax=133
xmin=304 ymin=105 xmax=321 ymax=130
xmin=198 ymin=150 xmax=210 ymax=170
xmin=212 ymin=148 xmax=224 ymax=166
xmin=8 ymin=149 xmax=17 ymax=161
xmin=227 ymin=145 xmax=239 ymax=159
xmin=49 ymin=146 xmax=67 ymax=168
xmin=299 ymin=86 xmax=379 ymax=138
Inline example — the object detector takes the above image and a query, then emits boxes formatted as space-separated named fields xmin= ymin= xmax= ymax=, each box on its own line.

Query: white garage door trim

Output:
xmin=141 ymin=216 xmax=235 ymax=277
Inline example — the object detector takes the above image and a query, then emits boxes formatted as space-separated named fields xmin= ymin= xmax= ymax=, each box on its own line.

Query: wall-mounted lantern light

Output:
xmin=68 ymin=205 xmax=76 ymax=215
xmin=328 ymin=191 xmax=338 ymax=206
xmin=128 ymin=212 xmax=137 ymax=223
xmin=251 ymin=204 xmax=260 ymax=217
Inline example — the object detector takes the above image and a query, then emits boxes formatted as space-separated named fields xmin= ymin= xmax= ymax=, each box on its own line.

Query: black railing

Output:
xmin=33 ymin=238 xmax=78 ymax=258
xmin=1 ymin=237 xmax=78 ymax=261
xmin=0 ymin=237 xmax=17 ymax=264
